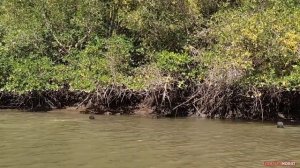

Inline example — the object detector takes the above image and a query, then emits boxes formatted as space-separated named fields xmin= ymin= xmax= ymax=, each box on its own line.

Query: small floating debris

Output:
xmin=277 ymin=122 xmax=284 ymax=128
xmin=89 ymin=115 xmax=95 ymax=120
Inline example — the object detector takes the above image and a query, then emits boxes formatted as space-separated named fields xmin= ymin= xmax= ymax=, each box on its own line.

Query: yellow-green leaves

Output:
xmin=280 ymin=31 xmax=300 ymax=53
xmin=206 ymin=0 xmax=300 ymax=89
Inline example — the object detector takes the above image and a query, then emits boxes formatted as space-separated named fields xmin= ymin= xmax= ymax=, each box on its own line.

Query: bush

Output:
xmin=156 ymin=51 xmax=204 ymax=87
xmin=205 ymin=0 xmax=300 ymax=88
xmin=4 ymin=57 xmax=61 ymax=93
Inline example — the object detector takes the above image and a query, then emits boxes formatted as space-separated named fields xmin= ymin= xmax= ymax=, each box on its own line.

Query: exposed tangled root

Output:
xmin=0 ymin=89 xmax=88 ymax=111
xmin=135 ymin=82 xmax=299 ymax=121
xmin=1 ymin=84 xmax=300 ymax=121
xmin=80 ymin=85 xmax=143 ymax=115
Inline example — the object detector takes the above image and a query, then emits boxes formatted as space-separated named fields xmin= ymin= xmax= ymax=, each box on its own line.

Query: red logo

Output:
xmin=264 ymin=161 xmax=296 ymax=167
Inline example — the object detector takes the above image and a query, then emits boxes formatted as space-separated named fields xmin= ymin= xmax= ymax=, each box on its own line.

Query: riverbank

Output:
xmin=1 ymin=84 xmax=300 ymax=121
xmin=1 ymin=1 xmax=300 ymax=122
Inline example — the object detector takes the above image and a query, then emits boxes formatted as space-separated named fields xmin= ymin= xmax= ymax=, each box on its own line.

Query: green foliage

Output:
xmin=4 ymin=57 xmax=61 ymax=92
xmin=0 ymin=0 xmax=105 ymax=60
xmin=0 ymin=55 xmax=11 ymax=89
xmin=156 ymin=51 xmax=204 ymax=88
xmin=157 ymin=51 xmax=191 ymax=73
xmin=63 ymin=35 xmax=133 ymax=91
xmin=205 ymin=0 xmax=300 ymax=88
xmin=104 ymin=35 xmax=134 ymax=75
xmin=66 ymin=53 xmax=110 ymax=91
xmin=0 ymin=0 xmax=300 ymax=92
xmin=131 ymin=0 xmax=203 ymax=51
xmin=126 ymin=64 xmax=165 ymax=90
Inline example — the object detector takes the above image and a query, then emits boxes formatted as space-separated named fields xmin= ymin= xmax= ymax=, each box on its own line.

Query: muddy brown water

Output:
xmin=0 ymin=109 xmax=299 ymax=168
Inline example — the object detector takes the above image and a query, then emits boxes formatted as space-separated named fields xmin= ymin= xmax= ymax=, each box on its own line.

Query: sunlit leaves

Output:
xmin=0 ymin=0 xmax=299 ymax=93
xmin=206 ymin=0 xmax=300 ymax=89
xmin=4 ymin=57 xmax=60 ymax=93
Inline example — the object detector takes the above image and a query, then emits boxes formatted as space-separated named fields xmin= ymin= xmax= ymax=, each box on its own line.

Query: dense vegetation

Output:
xmin=0 ymin=0 xmax=300 ymax=119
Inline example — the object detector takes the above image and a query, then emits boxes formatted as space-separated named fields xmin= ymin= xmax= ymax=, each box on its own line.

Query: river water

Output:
xmin=0 ymin=110 xmax=299 ymax=168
